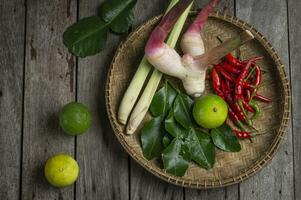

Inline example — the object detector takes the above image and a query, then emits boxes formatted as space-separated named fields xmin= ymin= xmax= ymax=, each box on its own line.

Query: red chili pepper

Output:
xmin=254 ymin=93 xmax=272 ymax=103
xmin=244 ymin=65 xmax=256 ymax=82
xmin=221 ymin=75 xmax=255 ymax=128
xmin=211 ymin=71 xmax=225 ymax=99
xmin=215 ymin=64 xmax=235 ymax=82
xmin=221 ymin=62 xmax=240 ymax=74
xmin=234 ymin=60 xmax=254 ymax=122
xmin=221 ymin=79 xmax=245 ymax=129
xmin=235 ymin=60 xmax=254 ymax=100
xmin=215 ymin=65 xmax=256 ymax=90
xmin=220 ymin=78 xmax=252 ymax=129
xmin=214 ymin=89 xmax=224 ymax=99
xmin=212 ymin=68 xmax=221 ymax=90
xmin=253 ymin=64 xmax=262 ymax=86
xmin=234 ymin=58 xmax=263 ymax=117
xmin=244 ymin=89 xmax=251 ymax=102
xmin=227 ymin=93 xmax=253 ymax=126
xmin=234 ymin=130 xmax=252 ymax=139
xmin=212 ymin=78 xmax=245 ymax=130
xmin=243 ymin=58 xmax=264 ymax=82
xmin=242 ymin=98 xmax=254 ymax=113
xmin=225 ymin=78 xmax=231 ymax=90
xmin=251 ymin=63 xmax=262 ymax=94
xmin=222 ymin=84 xmax=246 ymax=122
xmin=243 ymin=82 xmax=256 ymax=90
xmin=221 ymin=79 xmax=241 ymax=117
xmin=221 ymin=78 xmax=228 ymax=92
xmin=228 ymin=107 xmax=245 ymax=130
xmin=225 ymin=54 xmax=244 ymax=68
xmin=234 ymin=101 xmax=249 ymax=121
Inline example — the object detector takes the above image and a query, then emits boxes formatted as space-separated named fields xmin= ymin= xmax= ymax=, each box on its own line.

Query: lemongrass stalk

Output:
xmin=118 ymin=0 xmax=180 ymax=125
xmin=126 ymin=2 xmax=193 ymax=134
xmin=118 ymin=57 xmax=151 ymax=124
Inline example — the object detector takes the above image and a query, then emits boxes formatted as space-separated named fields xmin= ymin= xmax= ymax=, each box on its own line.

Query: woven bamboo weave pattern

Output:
xmin=105 ymin=11 xmax=290 ymax=189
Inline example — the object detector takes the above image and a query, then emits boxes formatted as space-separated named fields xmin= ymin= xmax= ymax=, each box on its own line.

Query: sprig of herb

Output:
xmin=63 ymin=0 xmax=137 ymax=57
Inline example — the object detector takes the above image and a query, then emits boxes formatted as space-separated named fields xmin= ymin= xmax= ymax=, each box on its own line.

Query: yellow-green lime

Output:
xmin=193 ymin=94 xmax=228 ymax=129
xmin=44 ymin=154 xmax=79 ymax=187
xmin=59 ymin=102 xmax=92 ymax=135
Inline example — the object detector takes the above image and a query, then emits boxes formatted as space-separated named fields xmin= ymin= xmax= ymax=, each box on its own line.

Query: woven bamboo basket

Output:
xmin=105 ymin=11 xmax=291 ymax=189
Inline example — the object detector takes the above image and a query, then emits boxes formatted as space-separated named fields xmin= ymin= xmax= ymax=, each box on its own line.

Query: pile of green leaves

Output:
xmin=63 ymin=0 xmax=137 ymax=57
xmin=141 ymin=81 xmax=241 ymax=177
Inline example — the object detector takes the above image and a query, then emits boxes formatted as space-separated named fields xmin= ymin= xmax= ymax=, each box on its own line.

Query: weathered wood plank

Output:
xmin=186 ymin=188 xmax=239 ymax=200
xmin=0 ymin=0 xmax=25 ymax=199
xmin=236 ymin=1 xmax=294 ymax=200
xmin=22 ymin=0 xmax=77 ymax=199
xmin=130 ymin=1 xmax=183 ymax=199
xmin=288 ymin=0 xmax=301 ymax=199
xmin=194 ymin=0 xmax=234 ymax=13
xmin=185 ymin=1 xmax=238 ymax=199
xmin=132 ymin=0 xmax=170 ymax=29
xmin=131 ymin=161 xmax=183 ymax=200
xmin=75 ymin=0 xmax=129 ymax=199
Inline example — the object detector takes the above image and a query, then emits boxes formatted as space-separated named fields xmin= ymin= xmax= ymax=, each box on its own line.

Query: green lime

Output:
xmin=44 ymin=154 xmax=79 ymax=187
xmin=59 ymin=102 xmax=92 ymax=135
xmin=193 ymin=94 xmax=228 ymax=129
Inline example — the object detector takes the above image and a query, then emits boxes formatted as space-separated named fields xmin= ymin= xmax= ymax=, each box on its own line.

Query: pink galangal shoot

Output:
xmin=145 ymin=0 xmax=254 ymax=97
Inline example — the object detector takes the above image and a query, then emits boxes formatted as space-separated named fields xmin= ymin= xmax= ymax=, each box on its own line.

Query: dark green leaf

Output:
xmin=63 ymin=16 xmax=108 ymax=57
xmin=162 ymin=139 xmax=189 ymax=177
xmin=150 ymin=81 xmax=177 ymax=117
xmin=101 ymin=0 xmax=136 ymax=22
xmin=182 ymin=128 xmax=215 ymax=169
xmin=64 ymin=0 xmax=137 ymax=57
xmin=162 ymin=133 xmax=173 ymax=148
xmin=173 ymin=93 xmax=194 ymax=129
xmin=178 ymin=130 xmax=192 ymax=161
xmin=165 ymin=110 xmax=187 ymax=138
xmin=109 ymin=10 xmax=134 ymax=33
xmin=140 ymin=116 xmax=165 ymax=160
xmin=211 ymin=124 xmax=241 ymax=152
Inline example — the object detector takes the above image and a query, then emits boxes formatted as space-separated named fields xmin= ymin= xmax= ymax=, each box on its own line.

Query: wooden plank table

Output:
xmin=0 ymin=0 xmax=298 ymax=199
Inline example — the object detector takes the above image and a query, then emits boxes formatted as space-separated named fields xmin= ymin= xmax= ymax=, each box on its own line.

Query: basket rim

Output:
xmin=105 ymin=11 xmax=291 ymax=189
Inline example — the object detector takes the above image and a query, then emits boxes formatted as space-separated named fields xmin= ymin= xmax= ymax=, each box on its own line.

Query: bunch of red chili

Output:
xmin=209 ymin=53 xmax=272 ymax=139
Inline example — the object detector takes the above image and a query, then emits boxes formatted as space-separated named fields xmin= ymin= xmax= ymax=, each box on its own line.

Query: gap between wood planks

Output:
xmin=20 ymin=0 xmax=27 ymax=199
xmin=286 ymin=0 xmax=296 ymax=198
